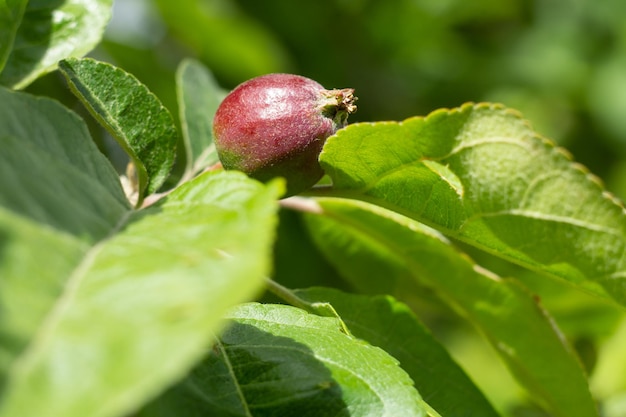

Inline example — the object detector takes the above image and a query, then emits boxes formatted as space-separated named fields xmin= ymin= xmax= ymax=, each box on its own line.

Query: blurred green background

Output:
xmin=26 ymin=0 xmax=626 ymax=415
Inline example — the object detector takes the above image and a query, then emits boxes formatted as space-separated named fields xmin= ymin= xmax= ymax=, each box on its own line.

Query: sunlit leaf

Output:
xmin=0 ymin=87 xmax=282 ymax=417
xmin=295 ymin=287 xmax=500 ymax=417
xmin=0 ymin=0 xmax=112 ymax=89
xmin=139 ymin=303 xmax=428 ymax=417
xmin=319 ymin=103 xmax=626 ymax=306
xmin=59 ymin=57 xmax=178 ymax=202
xmin=303 ymin=197 xmax=599 ymax=417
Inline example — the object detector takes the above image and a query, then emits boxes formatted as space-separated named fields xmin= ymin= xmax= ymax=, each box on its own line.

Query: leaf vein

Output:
xmin=467 ymin=209 xmax=621 ymax=236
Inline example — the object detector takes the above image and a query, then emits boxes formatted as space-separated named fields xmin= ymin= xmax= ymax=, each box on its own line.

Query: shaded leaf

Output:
xmin=294 ymin=287 xmax=501 ymax=417
xmin=272 ymin=208 xmax=345 ymax=290
xmin=0 ymin=0 xmax=112 ymax=89
xmin=0 ymin=87 xmax=282 ymax=417
xmin=319 ymin=103 xmax=626 ymax=306
xmin=0 ymin=0 xmax=27 ymax=73
xmin=176 ymin=58 xmax=225 ymax=178
xmin=59 ymin=57 xmax=178 ymax=202
xmin=140 ymin=303 xmax=428 ymax=417
xmin=0 ymin=86 xmax=129 ymax=241
xmin=303 ymin=197 xmax=599 ymax=417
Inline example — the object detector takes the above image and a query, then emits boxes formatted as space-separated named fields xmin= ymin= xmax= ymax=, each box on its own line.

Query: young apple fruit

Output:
xmin=213 ymin=73 xmax=356 ymax=196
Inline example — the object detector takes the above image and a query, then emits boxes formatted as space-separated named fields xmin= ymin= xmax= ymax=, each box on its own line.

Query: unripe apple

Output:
xmin=213 ymin=73 xmax=356 ymax=196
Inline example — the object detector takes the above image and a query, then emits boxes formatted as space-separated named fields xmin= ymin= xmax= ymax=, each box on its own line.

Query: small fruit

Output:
xmin=213 ymin=73 xmax=356 ymax=196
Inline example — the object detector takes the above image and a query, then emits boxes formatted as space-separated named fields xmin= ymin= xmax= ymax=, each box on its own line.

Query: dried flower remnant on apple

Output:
xmin=213 ymin=73 xmax=357 ymax=196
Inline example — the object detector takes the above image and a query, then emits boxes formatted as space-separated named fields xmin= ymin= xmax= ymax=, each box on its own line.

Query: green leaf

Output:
xmin=0 ymin=0 xmax=27 ymax=73
xmin=0 ymin=85 xmax=127 ymax=391
xmin=0 ymin=86 xmax=129 ymax=240
xmin=176 ymin=58 xmax=225 ymax=179
xmin=140 ymin=303 xmax=428 ymax=417
xmin=319 ymin=103 xmax=626 ymax=306
xmin=303 ymin=197 xmax=599 ymax=417
xmin=0 ymin=0 xmax=112 ymax=89
xmin=0 ymin=88 xmax=282 ymax=417
xmin=1 ymin=173 xmax=281 ymax=417
xmin=294 ymin=287 xmax=501 ymax=417
xmin=272 ymin=208 xmax=345 ymax=290
xmin=59 ymin=57 xmax=178 ymax=202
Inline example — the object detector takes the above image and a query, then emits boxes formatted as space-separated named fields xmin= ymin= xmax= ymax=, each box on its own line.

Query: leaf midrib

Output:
xmin=228 ymin=314 xmax=409 ymax=416
xmin=467 ymin=209 xmax=622 ymax=236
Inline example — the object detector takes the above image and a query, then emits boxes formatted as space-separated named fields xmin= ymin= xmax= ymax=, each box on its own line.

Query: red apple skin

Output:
xmin=213 ymin=73 xmax=356 ymax=196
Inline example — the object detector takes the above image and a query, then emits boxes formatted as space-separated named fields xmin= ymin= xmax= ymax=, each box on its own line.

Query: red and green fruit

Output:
xmin=213 ymin=73 xmax=356 ymax=196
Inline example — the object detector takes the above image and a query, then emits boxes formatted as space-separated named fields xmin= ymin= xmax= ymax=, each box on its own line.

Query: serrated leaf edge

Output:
xmin=59 ymin=57 xmax=178 ymax=203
